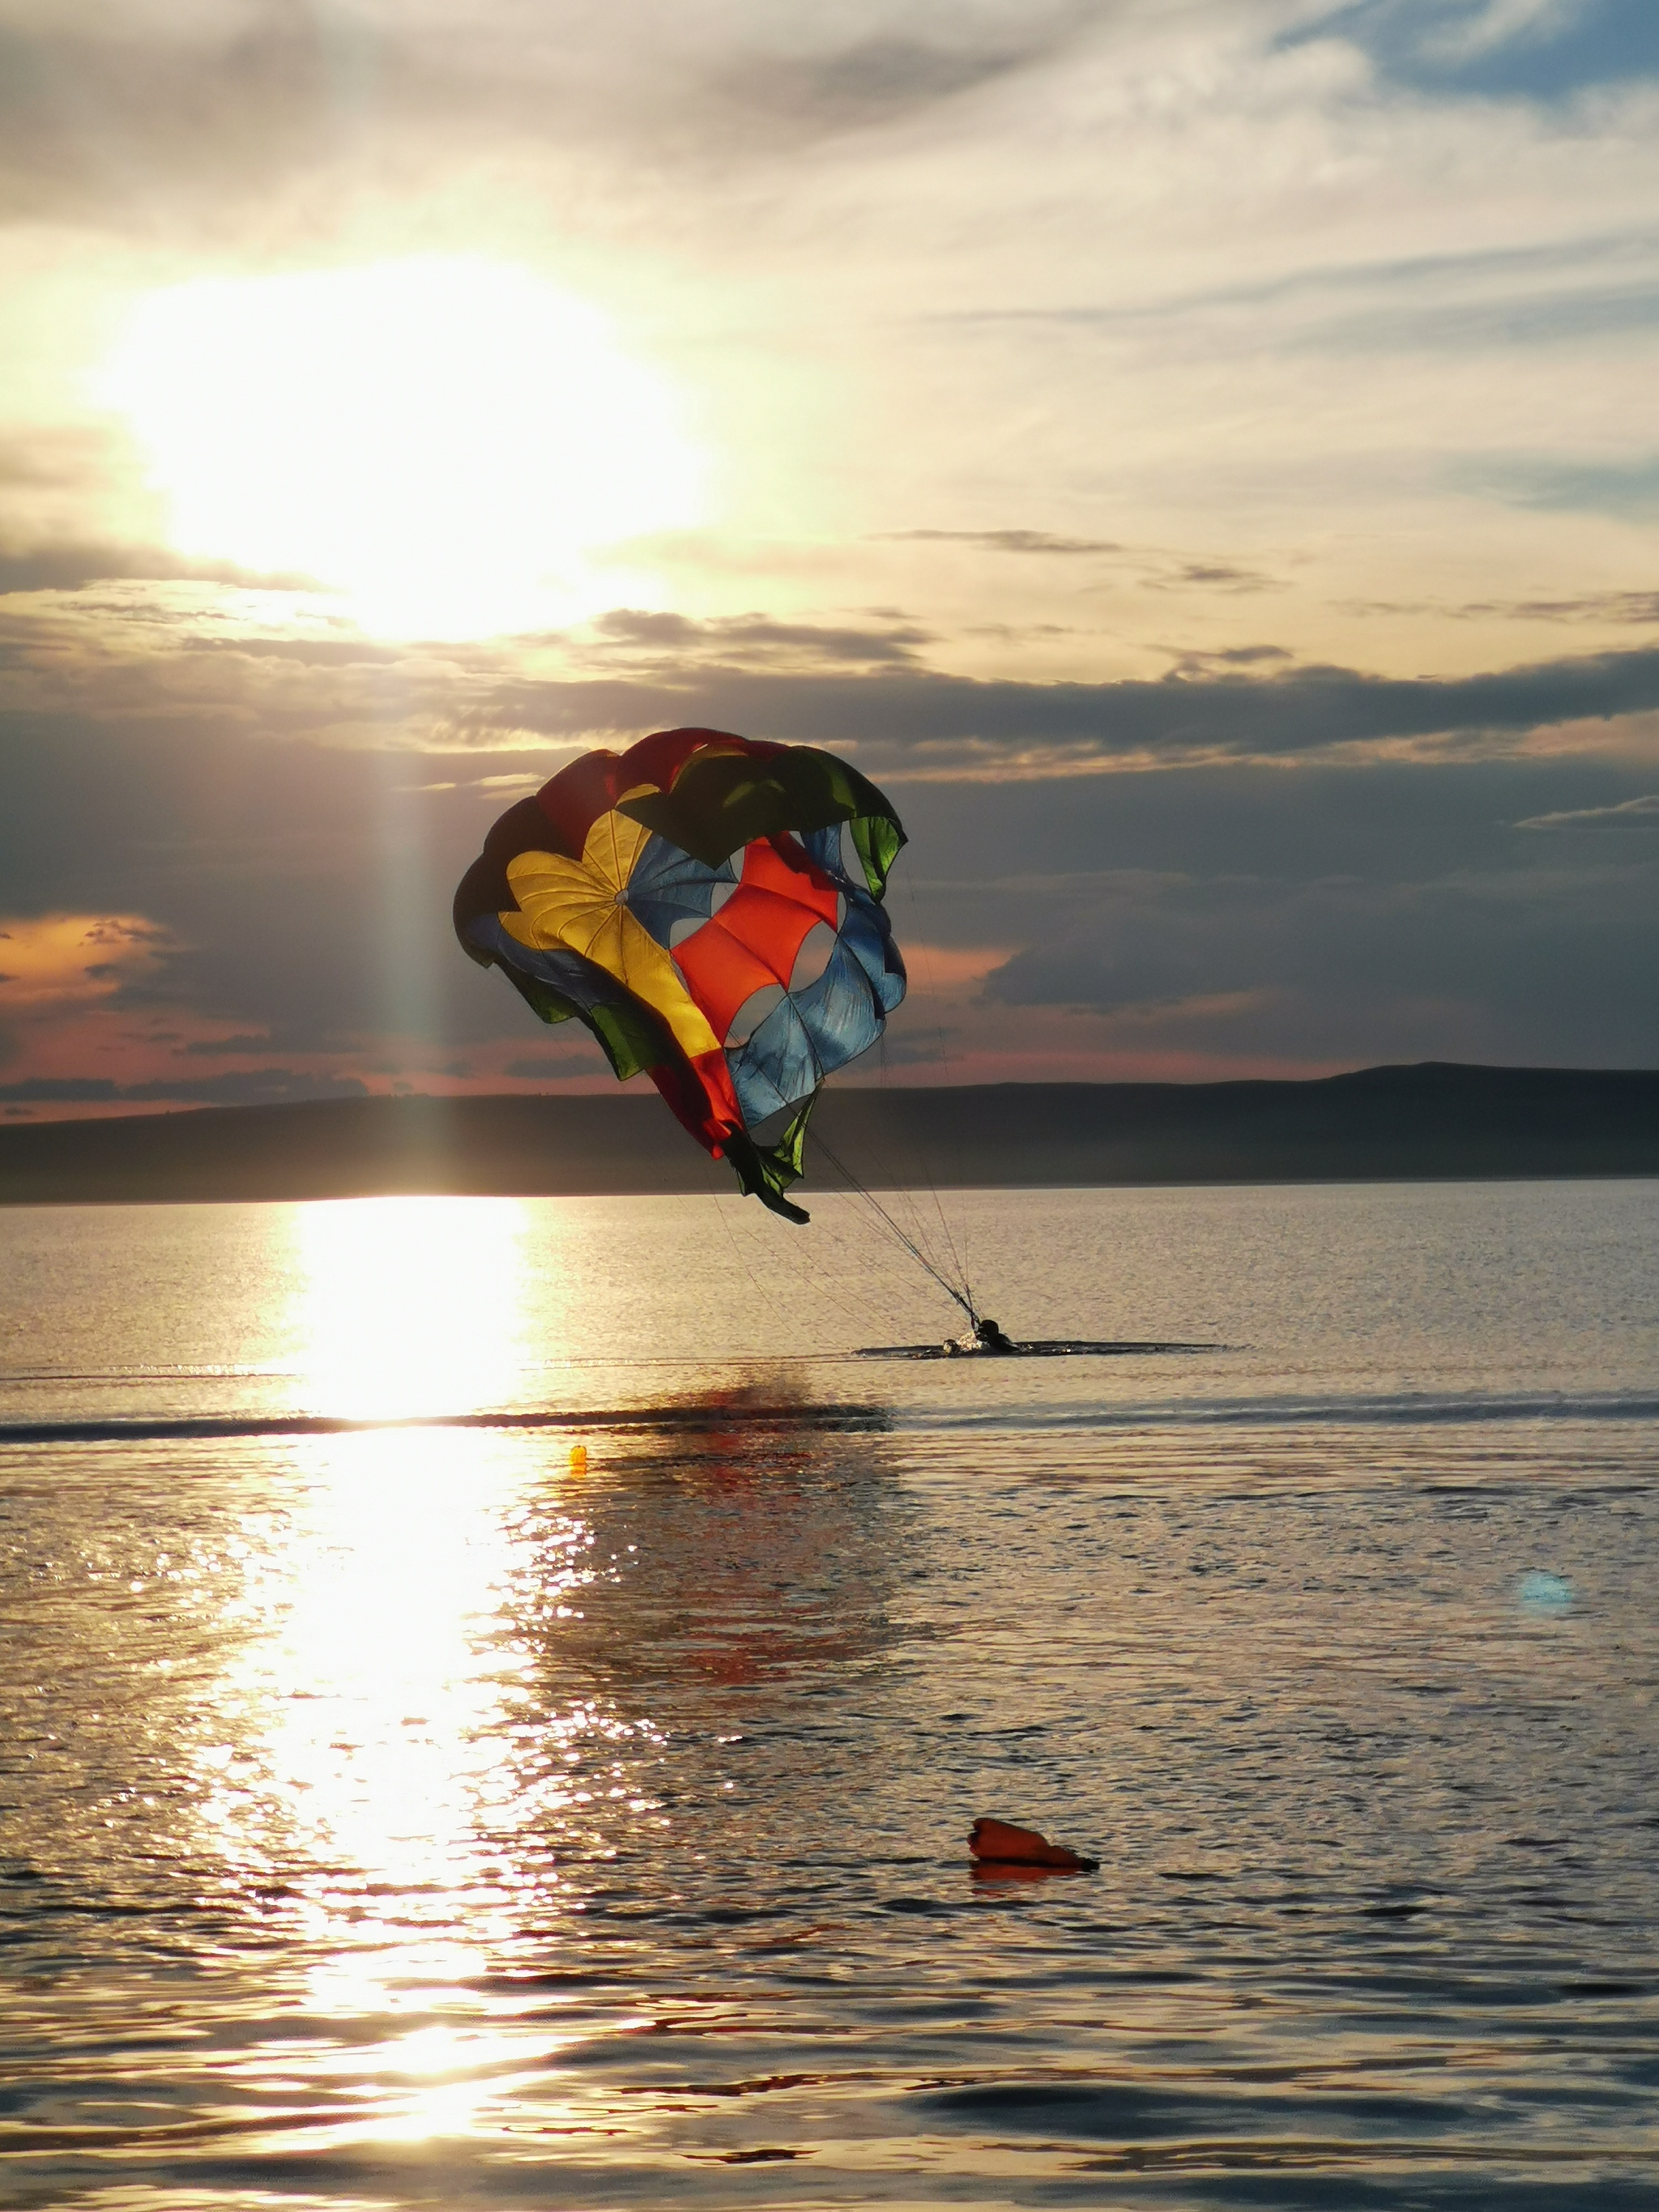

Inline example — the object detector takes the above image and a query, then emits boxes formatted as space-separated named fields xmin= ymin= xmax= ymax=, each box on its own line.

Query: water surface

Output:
xmin=2 ymin=1181 xmax=1656 ymax=2207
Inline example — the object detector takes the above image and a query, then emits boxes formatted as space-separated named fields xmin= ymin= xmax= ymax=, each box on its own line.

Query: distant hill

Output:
xmin=1 ymin=1063 xmax=1655 ymax=1205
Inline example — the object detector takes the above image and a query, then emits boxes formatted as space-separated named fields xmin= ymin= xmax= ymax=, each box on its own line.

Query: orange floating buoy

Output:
xmin=568 ymin=1443 xmax=588 ymax=1475
xmin=969 ymin=1817 xmax=1098 ymax=1873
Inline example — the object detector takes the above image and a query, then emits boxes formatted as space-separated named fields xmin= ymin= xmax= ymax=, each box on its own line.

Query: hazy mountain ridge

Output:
xmin=2 ymin=1063 xmax=1655 ymax=1205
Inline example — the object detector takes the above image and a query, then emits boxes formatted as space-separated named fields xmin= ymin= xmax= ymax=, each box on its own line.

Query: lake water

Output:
xmin=2 ymin=1179 xmax=1657 ymax=2210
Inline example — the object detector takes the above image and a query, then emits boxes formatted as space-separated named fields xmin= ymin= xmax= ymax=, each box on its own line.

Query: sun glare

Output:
xmin=291 ymin=1195 xmax=532 ymax=1421
xmin=100 ymin=256 xmax=703 ymax=639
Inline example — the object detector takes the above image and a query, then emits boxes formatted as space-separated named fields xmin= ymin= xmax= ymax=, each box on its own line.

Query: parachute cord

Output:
xmin=893 ymin=877 xmax=975 ymax=1312
xmin=714 ymin=1183 xmax=762 ymax=1297
xmin=845 ymin=1085 xmax=962 ymax=1313
xmin=812 ymin=1130 xmax=979 ymax=1326
xmin=707 ymin=1151 xmax=876 ymax=1343
xmin=703 ymin=1133 xmax=882 ymax=1346
xmin=879 ymin=1033 xmax=974 ymax=1320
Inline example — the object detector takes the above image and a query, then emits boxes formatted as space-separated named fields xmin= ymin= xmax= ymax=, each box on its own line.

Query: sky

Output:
xmin=1 ymin=0 xmax=1656 ymax=1117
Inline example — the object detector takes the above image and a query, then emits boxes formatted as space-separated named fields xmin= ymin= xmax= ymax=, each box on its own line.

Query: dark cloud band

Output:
xmin=480 ymin=642 xmax=1659 ymax=768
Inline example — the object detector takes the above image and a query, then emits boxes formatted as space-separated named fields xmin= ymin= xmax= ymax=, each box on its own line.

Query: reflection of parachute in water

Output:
xmin=454 ymin=727 xmax=907 ymax=1221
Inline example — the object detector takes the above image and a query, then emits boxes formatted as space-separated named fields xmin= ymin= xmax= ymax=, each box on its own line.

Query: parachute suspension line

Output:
xmin=707 ymin=1159 xmax=765 ymax=1300
xmin=720 ymin=1174 xmax=868 ymax=1340
xmin=708 ymin=1153 xmax=868 ymax=1343
xmin=822 ymin=1158 xmax=977 ymax=1324
xmin=854 ymin=1054 xmax=961 ymax=1306
xmin=893 ymin=874 xmax=975 ymax=1314
xmin=812 ymin=1128 xmax=979 ymax=1325
xmin=879 ymin=1034 xmax=974 ymax=1321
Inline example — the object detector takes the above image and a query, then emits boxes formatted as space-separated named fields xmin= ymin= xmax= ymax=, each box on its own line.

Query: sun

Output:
xmin=100 ymin=255 xmax=704 ymax=640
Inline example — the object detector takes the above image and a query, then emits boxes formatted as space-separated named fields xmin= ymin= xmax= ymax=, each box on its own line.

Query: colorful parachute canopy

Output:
xmin=453 ymin=727 xmax=907 ymax=1221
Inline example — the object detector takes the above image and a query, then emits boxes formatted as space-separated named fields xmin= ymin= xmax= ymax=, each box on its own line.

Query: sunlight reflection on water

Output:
xmin=181 ymin=1407 xmax=693 ymax=2155
xmin=290 ymin=1196 xmax=537 ymax=1420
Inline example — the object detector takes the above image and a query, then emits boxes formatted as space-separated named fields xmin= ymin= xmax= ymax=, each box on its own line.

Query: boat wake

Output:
xmin=0 ymin=1403 xmax=889 ymax=1448
xmin=857 ymin=1339 xmax=1228 ymax=1361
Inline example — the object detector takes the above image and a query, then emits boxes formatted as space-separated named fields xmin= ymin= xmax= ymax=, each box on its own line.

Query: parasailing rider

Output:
xmin=943 ymin=1311 xmax=1017 ymax=1355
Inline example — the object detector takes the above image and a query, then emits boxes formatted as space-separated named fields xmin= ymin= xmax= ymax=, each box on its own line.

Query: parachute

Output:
xmin=453 ymin=727 xmax=908 ymax=1222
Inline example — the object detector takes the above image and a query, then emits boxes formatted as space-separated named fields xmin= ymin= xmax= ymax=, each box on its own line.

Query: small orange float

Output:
xmin=969 ymin=1818 xmax=1098 ymax=1873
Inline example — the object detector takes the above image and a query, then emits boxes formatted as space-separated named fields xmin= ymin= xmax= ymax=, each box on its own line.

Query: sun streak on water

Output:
xmin=192 ymin=1425 xmax=591 ymax=2144
xmin=188 ymin=1205 xmax=641 ymax=2147
xmin=290 ymin=1196 xmax=539 ymax=1421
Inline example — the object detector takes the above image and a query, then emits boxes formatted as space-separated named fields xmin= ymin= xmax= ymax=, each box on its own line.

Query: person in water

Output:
xmin=942 ymin=1313 xmax=1017 ymax=1355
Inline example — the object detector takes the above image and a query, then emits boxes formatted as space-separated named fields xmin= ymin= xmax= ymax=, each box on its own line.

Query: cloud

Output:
xmin=5 ymin=0 xmax=1657 ymax=703
xmin=12 ymin=591 xmax=1659 ymax=775
xmin=10 ymin=582 xmax=1659 ymax=777
xmin=0 ymin=1068 xmax=369 ymax=1105
xmin=1515 ymin=791 xmax=1659 ymax=828
xmin=479 ymin=640 xmax=1659 ymax=771
xmin=0 ymin=540 xmax=311 ymax=595
xmin=0 ymin=0 xmax=1107 ymax=222
xmin=893 ymin=752 xmax=1658 ymax=885
xmin=5 ymin=2 xmax=1659 ymax=1095
xmin=1149 ymin=562 xmax=1285 ymax=595
xmin=717 ymin=27 xmax=1065 ymax=134
xmin=1165 ymin=645 xmax=1296 ymax=675
xmin=178 ymin=634 xmax=409 ymax=665
xmin=0 ymin=2 xmax=354 ymax=221
xmin=1371 ymin=588 xmax=1659 ymax=624
xmin=979 ymin=855 xmax=1659 ymax=1065
xmin=942 ymin=227 xmax=1659 ymax=362
xmin=177 ymin=1032 xmax=273 ymax=1055
xmin=881 ymin=531 xmax=1285 ymax=595
xmin=4 ymin=696 xmax=1657 ymax=1095
xmin=897 ymin=943 xmax=1013 ymax=987
xmin=885 ymin=528 xmax=1128 ymax=556
xmin=0 ymin=911 xmax=171 ymax=1012
xmin=502 ymin=1049 xmax=605 ymax=1079
xmin=590 ymin=609 xmax=934 ymax=669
